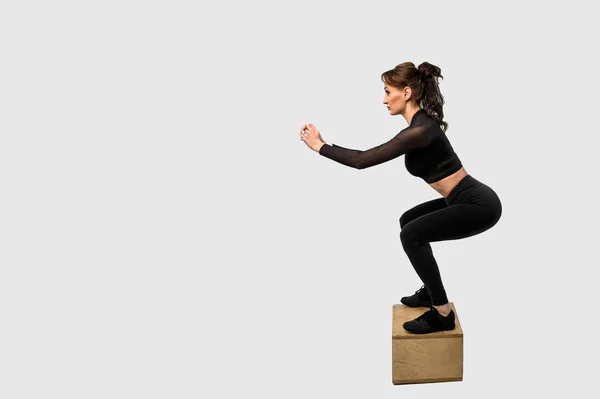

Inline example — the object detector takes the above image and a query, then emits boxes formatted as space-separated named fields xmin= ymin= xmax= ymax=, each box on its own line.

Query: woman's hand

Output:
xmin=300 ymin=123 xmax=326 ymax=152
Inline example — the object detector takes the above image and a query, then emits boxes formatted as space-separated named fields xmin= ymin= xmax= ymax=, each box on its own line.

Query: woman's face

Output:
xmin=383 ymin=84 xmax=411 ymax=115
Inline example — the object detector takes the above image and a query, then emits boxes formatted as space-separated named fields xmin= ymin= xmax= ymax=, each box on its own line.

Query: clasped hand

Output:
xmin=300 ymin=123 xmax=326 ymax=152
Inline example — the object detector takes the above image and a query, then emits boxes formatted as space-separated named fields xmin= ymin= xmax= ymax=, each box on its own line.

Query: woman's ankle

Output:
xmin=433 ymin=303 xmax=450 ymax=316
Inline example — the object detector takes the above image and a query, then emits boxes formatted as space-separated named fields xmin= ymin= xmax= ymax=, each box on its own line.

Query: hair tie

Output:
xmin=420 ymin=64 xmax=433 ymax=81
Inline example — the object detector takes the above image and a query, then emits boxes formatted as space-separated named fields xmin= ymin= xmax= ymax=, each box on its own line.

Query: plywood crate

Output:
xmin=392 ymin=302 xmax=463 ymax=385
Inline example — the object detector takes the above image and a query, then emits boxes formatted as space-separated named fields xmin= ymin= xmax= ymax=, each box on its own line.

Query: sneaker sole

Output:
xmin=403 ymin=323 xmax=456 ymax=334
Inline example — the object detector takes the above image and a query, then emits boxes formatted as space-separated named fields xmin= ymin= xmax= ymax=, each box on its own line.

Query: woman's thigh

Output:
xmin=402 ymin=184 xmax=502 ymax=244
xmin=399 ymin=197 xmax=447 ymax=229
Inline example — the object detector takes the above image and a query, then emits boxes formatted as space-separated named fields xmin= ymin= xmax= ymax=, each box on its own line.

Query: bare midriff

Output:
xmin=429 ymin=167 xmax=469 ymax=198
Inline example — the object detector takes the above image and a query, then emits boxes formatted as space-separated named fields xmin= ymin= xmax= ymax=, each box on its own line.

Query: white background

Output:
xmin=1 ymin=0 xmax=599 ymax=397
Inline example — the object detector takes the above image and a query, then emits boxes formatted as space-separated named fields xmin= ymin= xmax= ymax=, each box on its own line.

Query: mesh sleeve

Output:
xmin=318 ymin=125 xmax=433 ymax=169
xmin=331 ymin=143 xmax=358 ymax=151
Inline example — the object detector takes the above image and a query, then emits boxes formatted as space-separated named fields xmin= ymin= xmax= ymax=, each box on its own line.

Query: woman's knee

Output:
xmin=399 ymin=214 xmax=408 ymax=229
xmin=399 ymin=198 xmax=447 ymax=230
xmin=399 ymin=226 xmax=420 ymax=251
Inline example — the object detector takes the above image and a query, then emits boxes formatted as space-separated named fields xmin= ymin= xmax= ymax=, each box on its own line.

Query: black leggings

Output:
xmin=399 ymin=175 xmax=502 ymax=306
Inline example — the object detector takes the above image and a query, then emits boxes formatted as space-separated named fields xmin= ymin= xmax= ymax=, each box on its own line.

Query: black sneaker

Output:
xmin=401 ymin=285 xmax=432 ymax=308
xmin=403 ymin=306 xmax=456 ymax=334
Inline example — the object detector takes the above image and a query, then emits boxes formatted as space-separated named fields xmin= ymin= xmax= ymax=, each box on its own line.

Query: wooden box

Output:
xmin=392 ymin=302 xmax=463 ymax=385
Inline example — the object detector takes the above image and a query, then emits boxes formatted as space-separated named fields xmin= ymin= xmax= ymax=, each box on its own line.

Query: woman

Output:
xmin=299 ymin=61 xmax=502 ymax=334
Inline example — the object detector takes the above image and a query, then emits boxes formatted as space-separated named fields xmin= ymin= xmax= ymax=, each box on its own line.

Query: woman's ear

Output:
xmin=403 ymin=86 xmax=412 ymax=101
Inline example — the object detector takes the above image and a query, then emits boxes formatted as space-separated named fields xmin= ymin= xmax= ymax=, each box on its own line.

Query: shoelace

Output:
xmin=415 ymin=284 xmax=427 ymax=295
xmin=416 ymin=307 xmax=437 ymax=321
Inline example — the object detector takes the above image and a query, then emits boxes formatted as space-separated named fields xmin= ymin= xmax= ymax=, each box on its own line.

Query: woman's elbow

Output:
xmin=355 ymin=160 xmax=369 ymax=170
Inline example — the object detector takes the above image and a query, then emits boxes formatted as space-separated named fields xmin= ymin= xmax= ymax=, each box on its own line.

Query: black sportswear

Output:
xmin=318 ymin=109 xmax=463 ymax=184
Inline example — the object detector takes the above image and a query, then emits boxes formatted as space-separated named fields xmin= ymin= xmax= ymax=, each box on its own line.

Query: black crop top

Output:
xmin=318 ymin=109 xmax=463 ymax=184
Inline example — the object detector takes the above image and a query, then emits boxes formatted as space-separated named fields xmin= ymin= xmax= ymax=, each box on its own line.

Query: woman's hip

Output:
xmin=445 ymin=175 xmax=502 ymax=221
